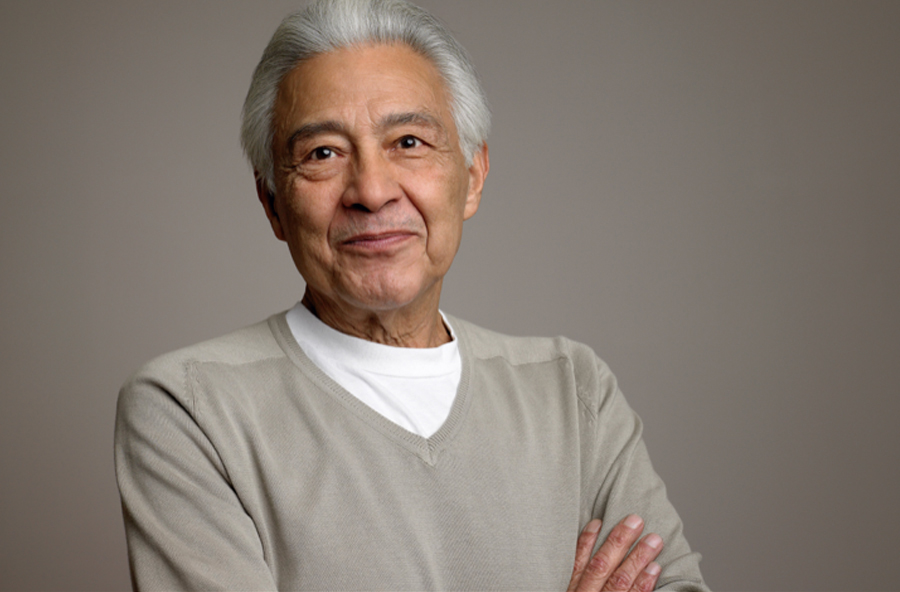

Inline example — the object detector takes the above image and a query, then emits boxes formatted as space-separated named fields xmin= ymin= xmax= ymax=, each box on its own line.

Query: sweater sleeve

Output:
xmin=114 ymin=362 xmax=278 ymax=591
xmin=580 ymin=353 xmax=709 ymax=592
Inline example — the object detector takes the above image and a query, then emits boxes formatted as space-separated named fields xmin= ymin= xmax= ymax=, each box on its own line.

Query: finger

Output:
xmin=567 ymin=519 xmax=602 ymax=591
xmin=630 ymin=562 xmax=662 ymax=592
xmin=600 ymin=533 xmax=663 ymax=591
xmin=574 ymin=514 xmax=644 ymax=591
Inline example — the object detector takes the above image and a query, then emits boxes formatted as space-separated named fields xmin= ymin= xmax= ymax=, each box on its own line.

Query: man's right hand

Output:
xmin=567 ymin=515 xmax=663 ymax=592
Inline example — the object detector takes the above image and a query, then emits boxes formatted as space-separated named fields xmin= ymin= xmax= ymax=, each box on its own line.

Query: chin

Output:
xmin=345 ymin=291 xmax=418 ymax=312
xmin=342 ymin=276 xmax=435 ymax=312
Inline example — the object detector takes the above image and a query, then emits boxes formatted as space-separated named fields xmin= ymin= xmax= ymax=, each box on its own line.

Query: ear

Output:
xmin=255 ymin=175 xmax=286 ymax=241
xmin=463 ymin=142 xmax=489 ymax=221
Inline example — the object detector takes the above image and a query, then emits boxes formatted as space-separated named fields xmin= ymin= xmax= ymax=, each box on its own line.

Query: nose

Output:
xmin=342 ymin=149 xmax=401 ymax=212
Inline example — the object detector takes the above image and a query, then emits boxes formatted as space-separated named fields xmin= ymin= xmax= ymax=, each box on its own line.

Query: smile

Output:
xmin=339 ymin=231 xmax=417 ymax=253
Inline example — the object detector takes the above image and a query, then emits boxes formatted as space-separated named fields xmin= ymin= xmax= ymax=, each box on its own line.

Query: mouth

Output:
xmin=339 ymin=230 xmax=418 ymax=252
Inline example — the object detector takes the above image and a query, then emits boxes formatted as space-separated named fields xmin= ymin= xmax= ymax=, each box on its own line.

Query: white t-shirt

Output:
xmin=285 ymin=302 xmax=461 ymax=438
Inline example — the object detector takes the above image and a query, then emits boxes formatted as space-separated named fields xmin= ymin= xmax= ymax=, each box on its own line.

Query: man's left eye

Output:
xmin=398 ymin=136 xmax=422 ymax=149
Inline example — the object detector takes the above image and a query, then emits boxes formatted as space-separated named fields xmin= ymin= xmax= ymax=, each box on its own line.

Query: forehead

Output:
xmin=273 ymin=43 xmax=455 ymax=137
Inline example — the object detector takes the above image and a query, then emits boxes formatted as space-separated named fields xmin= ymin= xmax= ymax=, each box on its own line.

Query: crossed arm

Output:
xmin=116 ymin=336 xmax=706 ymax=590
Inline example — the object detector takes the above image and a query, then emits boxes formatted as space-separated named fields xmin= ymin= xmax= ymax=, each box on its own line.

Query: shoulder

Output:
xmin=131 ymin=316 xmax=282 ymax=378
xmin=447 ymin=313 xmax=607 ymax=371
xmin=118 ymin=314 xmax=288 ymax=411
xmin=447 ymin=315 xmax=620 ymax=412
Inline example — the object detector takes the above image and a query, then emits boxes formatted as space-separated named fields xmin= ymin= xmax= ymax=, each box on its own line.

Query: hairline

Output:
xmin=271 ymin=41 xmax=467 ymax=188
xmin=241 ymin=1 xmax=491 ymax=195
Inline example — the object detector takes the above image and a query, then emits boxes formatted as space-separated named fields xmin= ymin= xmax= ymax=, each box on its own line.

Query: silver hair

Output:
xmin=241 ymin=0 xmax=491 ymax=193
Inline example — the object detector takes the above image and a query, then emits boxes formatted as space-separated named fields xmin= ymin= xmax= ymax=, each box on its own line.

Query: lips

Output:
xmin=338 ymin=230 xmax=418 ymax=253
xmin=343 ymin=230 xmax=412 ymax=243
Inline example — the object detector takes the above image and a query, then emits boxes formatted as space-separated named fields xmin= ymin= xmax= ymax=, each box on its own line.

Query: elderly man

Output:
xmin=115 ymin=1 xmax=707 ymax=590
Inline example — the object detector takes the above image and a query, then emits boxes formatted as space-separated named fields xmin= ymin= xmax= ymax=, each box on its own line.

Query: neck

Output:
xmin=301 ymin=289 xmax=451 ymax=348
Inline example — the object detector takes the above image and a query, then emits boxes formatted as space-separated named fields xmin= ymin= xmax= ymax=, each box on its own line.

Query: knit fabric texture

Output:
xmin=115 ymin=312 xmax=708 ymax=591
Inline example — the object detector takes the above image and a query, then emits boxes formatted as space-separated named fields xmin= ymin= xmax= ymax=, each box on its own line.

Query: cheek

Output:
xmin=418 ymin=190 xmax=468 ymax=259
xmin=275 ymin=198 xmax=333 ymax=273
xmin=426 ymin=173 xmax=469 ymax=227
xmin=280 ymin=180 xmax=338 ymax=236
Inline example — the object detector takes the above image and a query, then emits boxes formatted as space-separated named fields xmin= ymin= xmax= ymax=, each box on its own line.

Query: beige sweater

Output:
xmin=115 ymin=312 xmax=707 ymax=591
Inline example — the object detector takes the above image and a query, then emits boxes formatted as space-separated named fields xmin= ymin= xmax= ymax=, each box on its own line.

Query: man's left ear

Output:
xmin=464 ymin=142 xmax=489 ymax=220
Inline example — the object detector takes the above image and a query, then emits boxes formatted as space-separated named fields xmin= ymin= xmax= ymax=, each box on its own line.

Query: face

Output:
xmin=259 ymin=43 xmax=488 ymax=319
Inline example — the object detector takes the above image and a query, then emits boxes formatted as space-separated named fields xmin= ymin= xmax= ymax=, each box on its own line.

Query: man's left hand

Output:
xmin=567 ymin=514 xmax=663 ymax=592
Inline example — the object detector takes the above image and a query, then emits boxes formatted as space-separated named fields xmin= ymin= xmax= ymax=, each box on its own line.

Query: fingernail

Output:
xmin=645 ymin=533 xmax=662 ymax=549
xmin=644 ymin=562 xmax=661 ymax=576
xmin=586 ymin=519 xmax=601 ymax=533
xmin=624 ymin=514 xmax=643 ymax=529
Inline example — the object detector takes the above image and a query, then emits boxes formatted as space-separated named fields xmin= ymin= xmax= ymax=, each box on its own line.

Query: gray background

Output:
xmin=2 ymin=1 xmax=898 ymax=590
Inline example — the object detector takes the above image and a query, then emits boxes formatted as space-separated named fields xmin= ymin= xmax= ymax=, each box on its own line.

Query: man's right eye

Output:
xmin=309 ymin=146 xmax=334 ymax=160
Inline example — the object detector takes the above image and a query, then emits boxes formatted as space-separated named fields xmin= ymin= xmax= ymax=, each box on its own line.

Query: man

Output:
xmin=115 ymin=1 xmax=708 ymax=590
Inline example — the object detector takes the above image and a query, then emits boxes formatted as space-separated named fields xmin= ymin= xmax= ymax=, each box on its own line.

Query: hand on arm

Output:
xmin=567 ymin=514 xmax=663 ymax=592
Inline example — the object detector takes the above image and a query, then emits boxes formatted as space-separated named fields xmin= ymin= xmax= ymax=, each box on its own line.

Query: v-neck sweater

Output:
xmin=285 ymin=302 xmax=460 ymax=438
xmin=115 ymin=312 xmax=707 ymax=591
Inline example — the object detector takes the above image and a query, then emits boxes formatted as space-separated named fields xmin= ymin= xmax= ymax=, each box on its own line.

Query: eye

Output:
xmin=397 ymin=135 xmax=423 ymax=149
xmin=308 ymin=146 xmax=335 ymax=161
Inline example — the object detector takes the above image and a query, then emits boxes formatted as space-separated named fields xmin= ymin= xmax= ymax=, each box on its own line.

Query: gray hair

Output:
xmin=241 ymin=0 xmax=491 ymax=193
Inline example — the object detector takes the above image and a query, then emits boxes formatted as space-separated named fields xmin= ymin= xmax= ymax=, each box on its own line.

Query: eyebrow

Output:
xmin=285 ymin=111 xmax=447 ymax=154
xmin=286 ymin=121 xmax=348 ymax=154
xmin=378 ymin=111 xmax=446 ymax=135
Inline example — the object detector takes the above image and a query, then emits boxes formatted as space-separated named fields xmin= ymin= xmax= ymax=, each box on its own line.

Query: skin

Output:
xmin=568 ymin=516 xmax=664 ymax=592
xmin=258 ymin=42 xmax=488 ymax=348
xmin=258 ymin=40 xmax=664 ymax=590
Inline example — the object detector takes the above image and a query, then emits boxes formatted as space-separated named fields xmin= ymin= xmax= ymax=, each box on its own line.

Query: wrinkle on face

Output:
xmin=261 ymin=42 xmax=486 ymax=347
